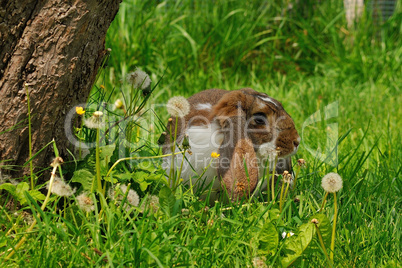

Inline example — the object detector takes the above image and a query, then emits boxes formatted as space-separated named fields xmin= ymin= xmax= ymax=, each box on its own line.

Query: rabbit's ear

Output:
xmin=213 ymin=91 xmax=259 ymax=201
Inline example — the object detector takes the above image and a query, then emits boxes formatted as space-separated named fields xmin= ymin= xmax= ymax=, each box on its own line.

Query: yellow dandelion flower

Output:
xmin=76 ymin=106 xmax=85 ymax=115
xmin=211 ymin=152 xmax=220 ymax=158
xmin=100 ymin=85 xmax=105 ymax=89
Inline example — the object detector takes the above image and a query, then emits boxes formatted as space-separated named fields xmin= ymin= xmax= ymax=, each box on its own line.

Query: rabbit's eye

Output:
xmin=252 ymin=113 xmax=267 ymax=125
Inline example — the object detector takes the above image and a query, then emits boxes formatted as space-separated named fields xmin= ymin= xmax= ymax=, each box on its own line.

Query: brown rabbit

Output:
xmin=161 ymin=88 xmax=300 ymax=201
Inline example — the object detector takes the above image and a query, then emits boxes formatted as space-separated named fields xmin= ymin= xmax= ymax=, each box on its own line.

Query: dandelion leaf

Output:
xmin=304 ymin=214 xmax=331 ymax=254
xmin=159 ymin=186 xmax=175 ymax=217
xmin=281 ymin=218 xmax=316 ymax=267
xmin=1 ymin=182 xmax=45 ymax=205
xmin=27 ymin=189 xmax=46 ymax=202
xmin=71 ymin=169 xmax=94 ymax=191
xmin=0 ymin=183 xmax=17 ymax=197
xmin=257 ymin=220 xmax=279 ymax=256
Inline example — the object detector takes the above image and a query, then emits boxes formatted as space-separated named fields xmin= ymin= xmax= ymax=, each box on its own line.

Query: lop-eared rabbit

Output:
xmin=162 ymin=88 xmax=300 ymax=201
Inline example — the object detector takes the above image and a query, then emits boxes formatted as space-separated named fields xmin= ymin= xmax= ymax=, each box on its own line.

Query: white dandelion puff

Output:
xmin=321 ymin=172 xmax=343 ymax=193
xmin=126 ymin=68 xmax=151 ymax=90
xmin=108 ymin=184 xmax=140 ymax=211
xmin=120 ymin=184 xmax=140 ymax=207
xmin=141 ymin=195 xmax=159 ymax=213
xmin=47 ymin=176 xmax=76 ymax=197
xmin=84 ymin=111 xmax=105 ymax=129
xmin=76 ymin=192 xmax=95 ymax=212
xmin=166 ymin=96 xmax=190 ymax=117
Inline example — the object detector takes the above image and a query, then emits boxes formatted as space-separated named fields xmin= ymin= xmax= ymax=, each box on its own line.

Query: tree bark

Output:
xmin=0 ymin=0 xmax=121 ymax=177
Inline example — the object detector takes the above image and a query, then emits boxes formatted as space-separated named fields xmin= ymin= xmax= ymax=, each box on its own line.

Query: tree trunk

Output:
xmin=0 ymin=0 xmax=121 ymax=177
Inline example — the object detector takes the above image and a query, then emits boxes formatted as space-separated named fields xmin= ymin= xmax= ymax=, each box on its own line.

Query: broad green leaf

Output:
xmin=305 ymin=214 xmax=331 ymax=254
xmin=0 ymin=183 xmax=17 ymax=196
xmin=15 ymin=182 xmax=30 ymax=204
xmin=28 ymin=189 xmax=46 ymax=201
xmin=71 ymin=169 xmax=94 ymax=191
xmin=258 ymin=220 xmax=279 ymax=255
xmin=137 ymin=160 xmax=158 ymax=173
xmin=281 ymin=218 xmax=316 ymax=267
xmin=159 ymin=186 xmax=175 ymax=217
xmin=113 ymin=172 xmax=133 ymax=182
xmin=133 ymin=171 xmax=152 ymax=191
xmin=99 ymin=144 xmax=116 ymax=160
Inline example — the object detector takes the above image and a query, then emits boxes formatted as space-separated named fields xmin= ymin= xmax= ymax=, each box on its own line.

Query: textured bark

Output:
xmin=0 ymin=0 xmax=121 ymax=176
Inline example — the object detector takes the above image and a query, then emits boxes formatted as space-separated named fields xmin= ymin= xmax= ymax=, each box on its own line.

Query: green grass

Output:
xmin=1 ymin=0 xmax=401 ymax=267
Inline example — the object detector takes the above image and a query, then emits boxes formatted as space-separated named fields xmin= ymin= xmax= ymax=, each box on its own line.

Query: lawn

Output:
xmin=1 ymin=0 xmax=401 ymax=267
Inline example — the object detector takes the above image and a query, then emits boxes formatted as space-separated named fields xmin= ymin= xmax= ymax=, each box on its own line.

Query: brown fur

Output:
xmin=162 ymin=88 xmax=299 ymax=201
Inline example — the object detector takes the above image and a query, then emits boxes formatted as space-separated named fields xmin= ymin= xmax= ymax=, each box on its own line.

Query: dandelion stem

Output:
xmin=314 ymin=223 xmax=332 ymax=267
xmin=320 ymin=192 xmax=329 ymax=211
xmin=169 ymin=122 xmax=174 ymax=185
xmin=279 ymin=179 xmax=285 ymax=212
xmin=172 ymin=117 xmax=179 ymax=188
xmin=330 ymin=192 xmax=338 ymax=263
xmin=271 ymin=154 xmax=278 ymax=202
xmin=264 ymin=160 xmax=270 ymax=202
xmin=175 ymin=149 xmax=186 ymax=189
xmin=106 ymin=151 xmax=185 ymax=179
xmin=95 ymin=128 xmax=102 ymax=194
xmin=281 ymin=181 xmax=291 ymax=213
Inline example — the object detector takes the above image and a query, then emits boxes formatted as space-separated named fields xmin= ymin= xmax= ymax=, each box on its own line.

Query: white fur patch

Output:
xmin=195 ymin=103 xmax=212 ymax=111
xmin=257 ymin=100 xmax=266 ymax=109
xmin=258 ymin=96 xmax=279 ymax=107
xmin=162 ymin=122 xmax=223 ymax=196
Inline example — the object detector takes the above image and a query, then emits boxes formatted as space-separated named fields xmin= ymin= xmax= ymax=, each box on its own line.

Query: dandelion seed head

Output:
xmin=120 ymin=184 xmax=140 ymax=207
xmin=166 ymin=96 xmax=190 ymax=117
xmin=126 ymin=68 xmax=151 ymax=90
xmin=47 ymin=176 xmax=76 ymax=197
xmin=84 ymin=111 xmax=105 ymax=129
xmin=76 ymin=192 xmax=95 ymax=212
xmin=93 ymin=111 xmax=103 ymax=118
xmin=141 ymin=195 xmax=159 ymax=213
xmin=181 ymin=208 xmax=190 ymax=216
xmin=297 ymin=158 xmax=306 ymax=167
xmin=321 ymin=172 xmax=343 ymax=193
xmin=109 ymin=185 xmax=140 ymax=212
xmin=50 ymin=157 xmax=64 ymax=167
xmin=282 ymin=170 xmax=292 ymax=184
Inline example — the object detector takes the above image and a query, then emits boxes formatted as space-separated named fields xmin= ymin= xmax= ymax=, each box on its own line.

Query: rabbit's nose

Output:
xmin=293 ymin=138 xmax=300 ymax=149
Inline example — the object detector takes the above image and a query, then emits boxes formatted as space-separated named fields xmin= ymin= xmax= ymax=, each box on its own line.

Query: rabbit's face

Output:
xmin=247 ymin=95 xmax=300 ymax=158
xmin=212 ymin=88 xmax=300 ymax=159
